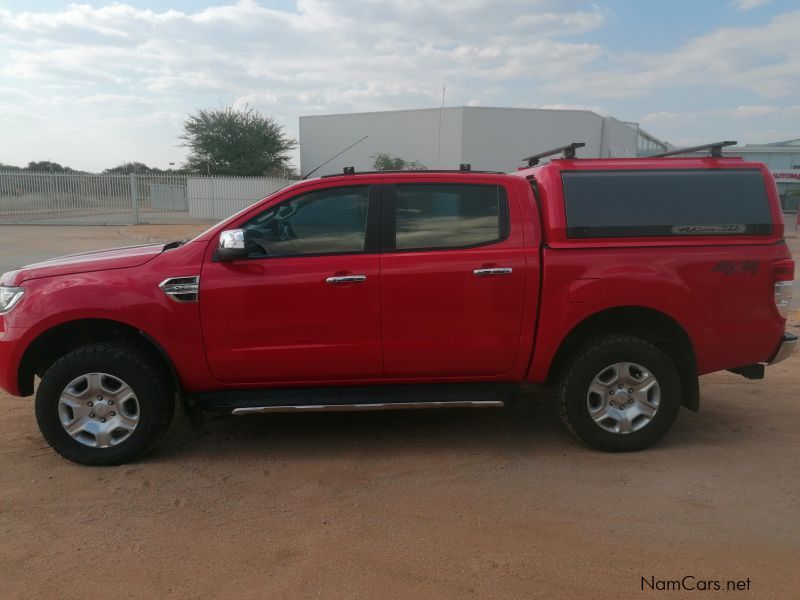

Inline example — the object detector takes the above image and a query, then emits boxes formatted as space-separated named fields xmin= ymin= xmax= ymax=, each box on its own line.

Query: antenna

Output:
xmin=649 ymin=140 xmax=737 ymax=158
xmin=301 ymin=135 xmax=368 ymax=180
xmin=522 ymin=142 xmax=586 ymax=167
xmin=437 ymin=85 xmax=445 ymax=168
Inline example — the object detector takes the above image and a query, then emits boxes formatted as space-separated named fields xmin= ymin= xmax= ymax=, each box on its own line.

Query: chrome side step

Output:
xmin=232 ymin=400 xmax=504 ymax=416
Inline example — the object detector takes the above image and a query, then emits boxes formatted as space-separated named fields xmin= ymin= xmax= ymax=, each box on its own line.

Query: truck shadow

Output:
xmin=158 ymin=391 xmax=571 ymax=461
xmin=152 ymin=388 xmax=734 ymax=462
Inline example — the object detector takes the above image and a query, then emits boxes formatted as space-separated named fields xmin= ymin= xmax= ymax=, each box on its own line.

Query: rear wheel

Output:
xmin=35 ymin=343 xmax=174 ymax=465
xmin=559 ymin=335 xmax=681 ymax=451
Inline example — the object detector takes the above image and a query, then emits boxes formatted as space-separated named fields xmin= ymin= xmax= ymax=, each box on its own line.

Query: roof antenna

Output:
xmin=437 ymin=84 xmax=445 ymax=168
xmin=301 ymin=135 xmax=368 ymax=180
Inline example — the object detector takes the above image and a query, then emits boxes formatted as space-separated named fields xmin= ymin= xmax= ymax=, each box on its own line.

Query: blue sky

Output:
xmin=1 ymin=0 xmax=798 ymax=171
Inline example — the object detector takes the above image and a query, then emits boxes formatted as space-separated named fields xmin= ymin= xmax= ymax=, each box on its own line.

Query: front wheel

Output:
xmin=35 ymin=343 xmax=174 ymax=465
xmin=559 ymin=335 xmax=681 ymax=452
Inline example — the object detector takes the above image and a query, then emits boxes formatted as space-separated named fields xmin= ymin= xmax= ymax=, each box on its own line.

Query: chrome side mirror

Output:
xmin=214 ymin=229 xmax=250 ymax=261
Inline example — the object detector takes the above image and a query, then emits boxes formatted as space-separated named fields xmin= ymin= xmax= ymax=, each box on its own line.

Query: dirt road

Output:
xmin=0 ymin=231 xmax=798 ymax=599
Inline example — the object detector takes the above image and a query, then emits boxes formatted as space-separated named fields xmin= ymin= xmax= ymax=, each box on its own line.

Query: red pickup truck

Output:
xmin=0 ymin=144 xmax=795 ymax=465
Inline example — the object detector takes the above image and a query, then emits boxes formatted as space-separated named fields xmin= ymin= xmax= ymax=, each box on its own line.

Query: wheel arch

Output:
xmin=547 ymin=306 xmax=699 ymax=411
xmin=17 ymin=318 xmax=180 ymax=397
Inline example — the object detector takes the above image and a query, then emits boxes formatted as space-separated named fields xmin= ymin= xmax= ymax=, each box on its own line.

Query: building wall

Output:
xmin=299 ymin=108 xmax=464 ymax=176
xmin=733 ymin=153 xmax=800 ymax=212
xmin=712 ymin=143 xmax=800 ymax=212
xmin=734 ymin=152 xmax=800 ymax=170
xmin=600 ymin=117 xmax=640 ymax=158
xmin=458 ymin=107 xmax=604 ymax=171
xmin=299 ymin=107 xmax=657 ymax=176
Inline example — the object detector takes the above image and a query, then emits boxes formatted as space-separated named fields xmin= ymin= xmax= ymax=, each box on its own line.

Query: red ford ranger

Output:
xmin=0 ymin=143 xmax=795 ymax=465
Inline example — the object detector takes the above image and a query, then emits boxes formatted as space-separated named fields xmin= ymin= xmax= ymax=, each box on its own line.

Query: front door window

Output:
xmin=243 ymin=185 xmax=370 ymax=257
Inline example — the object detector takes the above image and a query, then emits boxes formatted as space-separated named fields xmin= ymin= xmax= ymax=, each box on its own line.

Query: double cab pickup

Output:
xmin=0 ymin=143 xmax=795 ymax=464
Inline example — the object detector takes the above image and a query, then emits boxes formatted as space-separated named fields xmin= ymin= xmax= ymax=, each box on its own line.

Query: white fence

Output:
xmin=0 ymin=172 xmax=295 ymax=225
xmin=186 ymin=177 xmax=292 ymax=221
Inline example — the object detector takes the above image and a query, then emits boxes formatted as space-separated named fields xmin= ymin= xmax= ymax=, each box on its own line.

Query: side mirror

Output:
xmin=214 ymin=229 xmax=250 ymax=262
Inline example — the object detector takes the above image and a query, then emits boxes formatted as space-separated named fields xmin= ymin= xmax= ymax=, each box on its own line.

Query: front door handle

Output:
xmin=473 ymin=267 xmax=513 ymax=276
xmin=326 ymin=274 xmax=367 ymax=284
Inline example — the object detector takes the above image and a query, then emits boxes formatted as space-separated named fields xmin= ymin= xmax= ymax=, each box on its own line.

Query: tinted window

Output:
xmin=243 ymin=186 xmax=369 ymax=257
xmin=562 ymin=170 xmax=772 ymax=238
xmin=393 ymin=184 xmax=507 ymax=250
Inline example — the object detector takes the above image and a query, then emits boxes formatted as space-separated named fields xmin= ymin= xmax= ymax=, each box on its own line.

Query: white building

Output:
xmin=299 ymin=106 xmax=669 ymax=176
xmin=680 ymin=139 xmax=800 ymax=212
xmin=721 ymin=140 xmax=800 ymax=212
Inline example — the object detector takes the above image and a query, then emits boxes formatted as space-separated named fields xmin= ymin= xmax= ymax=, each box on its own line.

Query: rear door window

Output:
xmin=389 ymin=183 xmax=509 ymax=250
xmin=562 ymin=170 xmax=772 ymax=238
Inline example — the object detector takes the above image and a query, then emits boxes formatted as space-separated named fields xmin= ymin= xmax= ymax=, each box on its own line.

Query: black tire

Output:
xmin=35 ymin=343 xmax=174 ymax=466
xmin=558 ymin=335 xmax=681 ymax=452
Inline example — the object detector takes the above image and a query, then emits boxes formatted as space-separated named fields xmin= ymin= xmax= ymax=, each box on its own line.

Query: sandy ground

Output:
xmin=0 ymin=229 xmax=798 ymax=599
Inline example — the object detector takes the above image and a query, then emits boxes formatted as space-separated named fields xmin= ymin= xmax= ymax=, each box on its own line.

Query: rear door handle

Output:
xmin=326 ymin=274 xmax=367 ymax=284
xmin=473 ymin=268 xmax=513 ymax=276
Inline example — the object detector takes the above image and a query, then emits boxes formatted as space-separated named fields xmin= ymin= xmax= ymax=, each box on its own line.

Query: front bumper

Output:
xmin=769 ymin=332 xmax=798 ymax=365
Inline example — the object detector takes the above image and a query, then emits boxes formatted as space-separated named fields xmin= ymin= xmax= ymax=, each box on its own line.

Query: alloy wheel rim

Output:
xmin=57 ymin=372 xmax=140 ymax=448
xmin=586 ymin=362 xmax=660 ymax=434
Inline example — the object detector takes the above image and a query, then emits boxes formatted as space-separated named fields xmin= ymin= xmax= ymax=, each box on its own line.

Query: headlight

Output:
xmin=0 ymin=286 xmax=25 ymax=313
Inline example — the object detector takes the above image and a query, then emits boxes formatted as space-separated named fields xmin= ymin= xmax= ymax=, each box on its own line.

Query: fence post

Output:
xmin=209 ymin=176 xmax=216 ymax=220
xmin=129 ymin=173 xmax=139 ymax=225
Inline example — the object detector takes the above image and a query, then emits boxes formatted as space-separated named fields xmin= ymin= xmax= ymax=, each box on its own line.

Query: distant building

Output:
xmin=299 ymin=106 xmax=669 ymax=177
xmin=719 ymin=140 xmax=800 ymax=212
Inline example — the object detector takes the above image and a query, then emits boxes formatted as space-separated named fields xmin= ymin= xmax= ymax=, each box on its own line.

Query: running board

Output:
xmin=232 ymin=400 xmax=503 ymax=416
xmin=195 ymin=383 xmax=518 ymax=414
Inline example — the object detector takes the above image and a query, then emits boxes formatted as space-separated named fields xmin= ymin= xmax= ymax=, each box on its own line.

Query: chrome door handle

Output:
xmin=326 ymin=274 xmax=367 ymax=284
xmin=473 ymin=268 xmax=513 ymax=276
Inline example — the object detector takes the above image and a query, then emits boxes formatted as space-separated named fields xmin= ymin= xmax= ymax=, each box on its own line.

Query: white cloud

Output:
xmin=0 ymin=1 xmax=797 ymax=170
xmin=49 ymin=94 xmax=155 ymax=108
xmin=634 ymin=105 xmax=800 ymax=150
xmin=0 ymin=2 xmax=608 ymax=104
xmin=0 ymin=0 xmax=610 ymax=169
xmin=641 ymin=111 xmax=682 ymax=122
xmin=643 ymin=105 xmax=799 ymax=122
xmin=510 ymin=9 xmax=607 ymax=34
xmin=714 ymin=105 xmax=799 ymax=119
xmin=0 ymin=86 xmax=34 ymax=101
xmin=543 ymin=10 xmax=800 ymax=100
xmin=733 ymin=105 xmax=778 ymax=117
xmin=731 ymin=0 xmax=772 ymax=11
xmin=536 ymin=103 xmax=603 ymax=113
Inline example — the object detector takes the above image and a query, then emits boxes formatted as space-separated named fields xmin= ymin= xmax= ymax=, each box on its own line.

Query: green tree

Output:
xmin=25 ymin=161 xmax=72 ymax=172
xmin=103 ymin=162 xmax=164 ymax=174
xmin=179 ymin=105 xmax=296 ymax=176
xmin=372 ymin=152 xmax=426 ymax=171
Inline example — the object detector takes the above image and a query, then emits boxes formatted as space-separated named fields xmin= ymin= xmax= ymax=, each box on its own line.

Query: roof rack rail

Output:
xmin=522 ymin=142 xmax=585 ymax=167
xmin=321 ymin=168 xmax=505 ymax=178
xmin=650 ymin=140 xmax=737 ymax=158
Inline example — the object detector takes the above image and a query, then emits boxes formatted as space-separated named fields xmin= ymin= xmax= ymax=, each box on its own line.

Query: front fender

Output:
xmin=0 ymin=242 xmax=215 ymax=396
